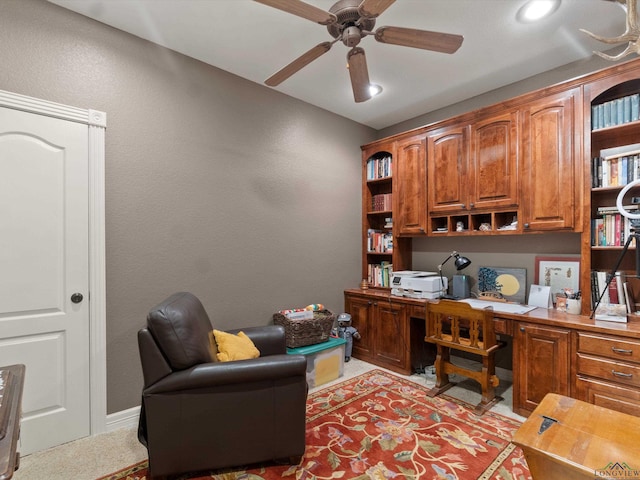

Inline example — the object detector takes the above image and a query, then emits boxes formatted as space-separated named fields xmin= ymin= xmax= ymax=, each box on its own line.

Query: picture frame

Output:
xmin=535 ymin=256 xmax=581 ymax=300
xmin=478 ymin=266 xmax=527 ymax=303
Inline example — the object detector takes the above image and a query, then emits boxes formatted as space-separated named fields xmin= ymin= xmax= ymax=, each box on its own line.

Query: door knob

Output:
xmin=71 ymin=293 xmax=84 ymax=304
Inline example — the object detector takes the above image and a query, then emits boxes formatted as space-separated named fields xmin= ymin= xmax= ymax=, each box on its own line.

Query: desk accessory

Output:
xmin=438 ymin=251 xmax=471 ymax=299
xmin=528 ymin=284 xmax=553 ymax=309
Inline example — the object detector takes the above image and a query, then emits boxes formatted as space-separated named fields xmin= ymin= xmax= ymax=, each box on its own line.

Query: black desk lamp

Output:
xmin=438 ymin=251 xmax=472 ymax=299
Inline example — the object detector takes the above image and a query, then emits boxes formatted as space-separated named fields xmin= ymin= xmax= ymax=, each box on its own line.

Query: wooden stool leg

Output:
xmin=427 ymin=345 xmax=455 ymax=398
xmin=474 ymin=354 xmax=503 ymax=415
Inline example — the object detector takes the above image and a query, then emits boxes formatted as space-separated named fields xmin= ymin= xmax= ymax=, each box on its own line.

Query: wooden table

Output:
xmin=0 ymin=365 xmax=25 ymax=480
xmin=512 ymin=393 xmax=640 ymax=480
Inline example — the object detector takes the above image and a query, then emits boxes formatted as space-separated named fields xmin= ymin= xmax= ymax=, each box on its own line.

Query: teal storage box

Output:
xmin=287 ymin=336 xmax=346 ymax=388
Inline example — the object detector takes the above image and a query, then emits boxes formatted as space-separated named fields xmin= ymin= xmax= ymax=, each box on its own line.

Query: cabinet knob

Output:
xmin=469 ymin=203 xmax=474 ymax=208
xmin=524 ymin=223 xmax=530 ymax=229
xmin=519 ymin=327 xmax=525 ymax=332
xmin=461 ymin=203 xmax=466 ymax=209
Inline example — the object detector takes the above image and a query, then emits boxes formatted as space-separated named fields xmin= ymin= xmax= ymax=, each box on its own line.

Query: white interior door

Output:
xmin=0 ymin=107 xmax=91 ymax=454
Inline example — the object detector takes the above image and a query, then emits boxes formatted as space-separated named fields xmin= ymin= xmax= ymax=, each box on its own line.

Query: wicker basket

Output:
xmin=273 ymin=309 xmax=336 ymax=348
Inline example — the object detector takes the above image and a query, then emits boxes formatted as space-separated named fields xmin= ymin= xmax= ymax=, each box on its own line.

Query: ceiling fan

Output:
xmin=254 ymin=0 xmax=464 ymax=103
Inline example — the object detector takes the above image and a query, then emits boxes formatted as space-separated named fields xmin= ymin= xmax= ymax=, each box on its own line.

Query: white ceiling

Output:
xmin=48 ymin=0 xmax=629 ymax=129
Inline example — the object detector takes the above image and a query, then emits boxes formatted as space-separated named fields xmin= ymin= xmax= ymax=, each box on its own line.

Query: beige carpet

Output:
xmin=13 ymin=357 xmax=523 ymax=480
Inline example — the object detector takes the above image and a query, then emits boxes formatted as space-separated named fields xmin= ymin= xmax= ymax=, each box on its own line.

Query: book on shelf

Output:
xmin=591 ymin=205 xmax=639 ymax=247
xmin=366 ymin=155 xmax=392 ymax=180
xmin=591 ymin=142 xmax=640 ymax=188
xmin=371 ymin=193 xmax=392 ymax=212
xmin=367 ymin=261 xmax=392 ymax=287
xmin=592 ymin=93 xmax=640 ymax=130
xmin=590 ymin=270 xmax=628 ymax=316
xmin=367 ymin=229 xmax=393 ymax=253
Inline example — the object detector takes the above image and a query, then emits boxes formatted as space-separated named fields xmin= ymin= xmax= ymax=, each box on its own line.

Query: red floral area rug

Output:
xmin=99 ymin=369 xmax=531 ymax=479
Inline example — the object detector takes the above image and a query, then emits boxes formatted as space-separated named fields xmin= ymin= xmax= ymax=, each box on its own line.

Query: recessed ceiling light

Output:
xmin=517 ymin=0 xmax=560 ymax=23
xmin=369 ymin=84 xmax=383 ymax=97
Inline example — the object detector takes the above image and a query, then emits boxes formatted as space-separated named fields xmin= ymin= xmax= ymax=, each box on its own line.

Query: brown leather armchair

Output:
xmin=137 ymin=292 xmax=308 ymax=479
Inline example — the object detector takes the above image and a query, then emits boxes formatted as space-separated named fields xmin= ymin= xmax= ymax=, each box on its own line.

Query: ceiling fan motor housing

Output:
xmin=327 ymin=0 xmax=376 ymax=46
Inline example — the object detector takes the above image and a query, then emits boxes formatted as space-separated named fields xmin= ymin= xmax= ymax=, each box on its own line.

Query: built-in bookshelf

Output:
xmin=587 ymin=76 xmax=640 ymax=315
xmin=363 ymin=146 xmax=395 ymax=287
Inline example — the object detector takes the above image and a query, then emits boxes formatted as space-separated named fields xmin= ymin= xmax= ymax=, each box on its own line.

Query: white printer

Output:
xmin=390 ymin=271 xmax=447 ymax=299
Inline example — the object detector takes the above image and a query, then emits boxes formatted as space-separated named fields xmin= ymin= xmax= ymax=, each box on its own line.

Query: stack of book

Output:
xmin=371 ymin=193 xmax=392 ymax=212
xmin=368 ymin=261 xmax=392 ymax=287
xmin=591 ymin=205 xmax=639 ymax=247
xmin=591 ymin=142 xmax=640 ymax=188
xmin=366 ymin=155 xmax=392 ymax=180
xmin=367 ymin=229 xmax=393 ymax=253
xmin=591 ymin=93 xmax=640 ymax=130
xmin=590 ymin=270 xmax=640 ymax=322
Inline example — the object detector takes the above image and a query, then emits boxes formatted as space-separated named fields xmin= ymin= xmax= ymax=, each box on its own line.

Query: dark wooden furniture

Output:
xmin=513 ymin=393 xmax=640 ymax=479
xmin=0 ymin=364 xmax=25 ymax=480
xmin=344 ymin=289 xmax=431 ymax=375
xmin=359 ymin=57 xmax=640 ymax=316
xmin=344 ymin=288 xmax=640 ymax=417
xmin=425 ymin=300 xmax=504 ymax=415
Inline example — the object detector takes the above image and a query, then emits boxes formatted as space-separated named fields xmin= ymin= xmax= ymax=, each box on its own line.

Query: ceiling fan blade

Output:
xmin=347 ymin=47 xmax=372 ymax=103
xmin=253 ymin=0 xmax=336 ymax=25
xmin=265 ymin=42 xmax=332 ymax=86
xmin=358 ymin=0 xmax=395 ymax=18
xmin=375 ymin=26 xmax=463 ymax=54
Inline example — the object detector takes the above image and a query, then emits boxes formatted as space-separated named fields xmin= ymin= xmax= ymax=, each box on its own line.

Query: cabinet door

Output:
xmin=520 ymin=88 xmax=581 ymax=231
xmin=344 ymin=294 xmax=374 ymax=361
xmin=470 ymin=111 xmax=519 ymax=210
xmin=374 ymin=301 xmax=409 ymax=371
xmin=513 ymin=322 xmax=571 ymax=416
xmin=427 ymin=125 xmax=470 ymax=214
xmin=395 ymin=135 xmax=427 ymax=235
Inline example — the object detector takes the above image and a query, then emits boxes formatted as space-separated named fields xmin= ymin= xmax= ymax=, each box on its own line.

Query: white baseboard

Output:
xmin=106 ymin=405 xmax=140 ymax=432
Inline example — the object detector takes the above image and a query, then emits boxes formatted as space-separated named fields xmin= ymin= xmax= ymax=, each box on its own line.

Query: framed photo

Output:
xmin=478 ymin=266 xmax=527 ymax=303
xmin=535 ymin=256 xmax=580 ymax=299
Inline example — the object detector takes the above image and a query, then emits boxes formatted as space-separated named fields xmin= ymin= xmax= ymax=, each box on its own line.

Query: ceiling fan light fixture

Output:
xmin=369 ymin=83 xmax=383 ymax=97
xmin=517 ymin=0 xmax=560 ymax=23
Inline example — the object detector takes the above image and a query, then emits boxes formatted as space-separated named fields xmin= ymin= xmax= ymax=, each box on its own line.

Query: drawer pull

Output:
xmin=611 ymin=370 xmax=633 ymax=378
xmin=612 ymin=347 xmax=633 ymax=355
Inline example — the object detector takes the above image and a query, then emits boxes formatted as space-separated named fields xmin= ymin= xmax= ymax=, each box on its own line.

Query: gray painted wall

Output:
xmin=0 ymin=0 xmax=631 ymax=418
xmin=0 ymin=0 xmax=374 ymax=413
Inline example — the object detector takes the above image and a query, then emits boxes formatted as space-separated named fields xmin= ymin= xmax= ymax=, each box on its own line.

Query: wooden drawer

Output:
xmin=493 ymin=318 xmax=510 ymax=336
xmin=577 ymin=332 xmax=640 ymax=363
xmin=577 ymin=353 xmax=640 ymax=388
xmin=575 ymin=375 xmax=640 ymax=417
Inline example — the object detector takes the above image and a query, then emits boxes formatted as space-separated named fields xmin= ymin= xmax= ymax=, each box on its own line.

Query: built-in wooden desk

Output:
xmin=344 ymin=288 xmax=640 ymax=417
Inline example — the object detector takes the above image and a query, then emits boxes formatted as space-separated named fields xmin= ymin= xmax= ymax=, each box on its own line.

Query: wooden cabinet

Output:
xmin=344 ymin=290 xmax=433 ymax=374
xmin=426 ymin=112 xmax=519 ymax=235
xmin=520 ymin=87 xmax=582 ymax=232
xmin=513 ymin=322 xmax=571 ymax=416
xmin=470 ymin=111 xmax=519 ymax=210
xmin=344 ymin=292 xmax=409 ymax=373
xmin=574 ymin=331 xmax=640 ymax=416
xmin=395 ymin=134 xmax=427 ymax=236
xmin=427 ymin=124 xmax=469 ymax=215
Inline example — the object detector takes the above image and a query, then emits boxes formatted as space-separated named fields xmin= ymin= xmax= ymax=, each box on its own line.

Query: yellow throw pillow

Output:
xmin=213 ymin=330 xmax=260 ymax=362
